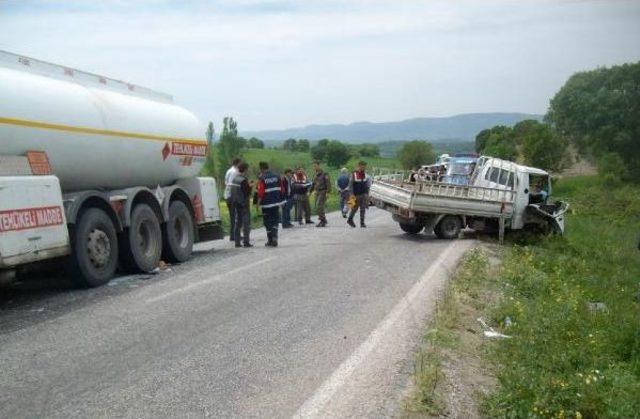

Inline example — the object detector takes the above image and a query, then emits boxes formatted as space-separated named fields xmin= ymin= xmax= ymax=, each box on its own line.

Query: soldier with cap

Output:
xmin=292 ymin=167 xmax=313 ymax=225
xmin=310 ymin=161 xmax=331 ymax=227
xmin=347 ymin=160 xmax=370 ymax=228
xmin=256 ymin=161 xmax=284 ymax=247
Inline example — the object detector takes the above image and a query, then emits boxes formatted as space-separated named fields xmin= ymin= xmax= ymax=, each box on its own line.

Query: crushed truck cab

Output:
xmin=370 ymin=156 xmax=568 ymax=238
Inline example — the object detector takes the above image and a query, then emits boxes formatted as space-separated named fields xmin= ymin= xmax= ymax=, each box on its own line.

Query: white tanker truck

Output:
xmin=0 ymin=51 xmax=223 ymax=287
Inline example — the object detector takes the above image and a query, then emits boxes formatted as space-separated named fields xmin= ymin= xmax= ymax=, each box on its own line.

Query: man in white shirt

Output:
xmin=224 ymin=157 xmax=242 ymax=241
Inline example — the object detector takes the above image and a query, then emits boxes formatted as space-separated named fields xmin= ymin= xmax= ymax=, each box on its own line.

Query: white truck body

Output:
xmin=0 ymin=51 xmax=223 ymax=286
xmin=371 ymin=157 xmax=568 ymax=238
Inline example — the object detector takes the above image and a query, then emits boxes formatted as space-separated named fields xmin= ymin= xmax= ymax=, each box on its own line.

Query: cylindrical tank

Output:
xmin=0 ymin=51 xmax=207 ymax=192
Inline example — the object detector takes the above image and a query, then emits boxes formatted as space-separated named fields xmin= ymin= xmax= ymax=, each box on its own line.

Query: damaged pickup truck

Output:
xmin=370 ymin=156 xmax=568 ymax=238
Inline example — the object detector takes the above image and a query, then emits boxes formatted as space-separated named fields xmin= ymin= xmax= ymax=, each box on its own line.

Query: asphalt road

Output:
xmin=0 ymin=208 xmax=474 ymax=418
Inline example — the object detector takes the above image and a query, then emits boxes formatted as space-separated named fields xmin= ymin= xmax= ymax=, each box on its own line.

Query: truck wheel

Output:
xmin=70 ymin=208 xmax=119 ymax=287
xmin=434 ymin=215 xmax=462 ymax=239
xmin=399 ymin=223 xmax=424 ymax=234
xmin=163 ymin=200 xmax=194 ymax=263
xmin=121 ymin=204 xmax=162 ymax=272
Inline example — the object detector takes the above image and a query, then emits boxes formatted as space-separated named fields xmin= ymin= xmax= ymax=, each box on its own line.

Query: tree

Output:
xmin=282 ymin=138 xmax=297 ymax=151
xmin=217 ymin=116 xmax=243 ymax=180
xmin=397 ymin=140 xmax=435 ymax=169
xmin=296 ymin=139 xmax=310 ymax=152
xmin=247 ymin=137 xmax=264 ymax=149
xmin=357 ymin=144 xmax=380 ymax=157
xmin=202 ymin=121 xmax=216 ymax=177
xmin=310 ymin=139 xmax=330 ymax=161
xmin=324 ymin=140 xmax=351 ymax=168
xmin=205 ymin=122 xmax=215 ymax=146
xmin=515 ymin=120 xmax=569 ymax=172
xmin=546 ymin=61 xmax=640 ymax=179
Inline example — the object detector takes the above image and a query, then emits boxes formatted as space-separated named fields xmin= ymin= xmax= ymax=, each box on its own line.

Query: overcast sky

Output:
xmin=1 ymin=0 xmax=639 ymax=131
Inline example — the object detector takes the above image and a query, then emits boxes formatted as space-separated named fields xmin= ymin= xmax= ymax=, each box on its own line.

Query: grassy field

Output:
xmin=411 ymin=175 xmax=640 ymax=418
xmin=216 ymin=148 xmax=401 ymax=233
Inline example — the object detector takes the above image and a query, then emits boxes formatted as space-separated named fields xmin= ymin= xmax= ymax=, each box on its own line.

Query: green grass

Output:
xmin=480 ymin=176 xmax=640 ymax=418
xmin=410 ymin=248 xmax=493 ymax=414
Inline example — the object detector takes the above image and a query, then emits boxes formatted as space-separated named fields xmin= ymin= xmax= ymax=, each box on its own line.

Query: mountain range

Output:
xmin=242 ymin=112 xmax=543 ymax=143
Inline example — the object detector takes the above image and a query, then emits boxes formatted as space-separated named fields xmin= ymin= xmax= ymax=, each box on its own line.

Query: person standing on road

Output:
xmin=347 ymin=161 xmax=370 ymax=228
xmin=229 ymin=162 xmax=253 ymax=248
xmin=336 ymin=168 xmax=350 ymax=218
xmin=281 ymin=168 xmax=295 ymax=229
xmin=224 ymin=157 xmax=241 ymax=241
xmin=257 ymin=161 xmax=284 ymax=247
xmin=292 ymin=167 xmax=313 ymax=225
xmin=310 ymin=161 xmax=331 ymax=227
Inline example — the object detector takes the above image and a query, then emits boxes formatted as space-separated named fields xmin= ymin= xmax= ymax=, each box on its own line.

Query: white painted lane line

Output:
xmin=146 ymin=257 xmax=275 ymax=304
xmin=293 ymin=241 xmax=460 ymax=418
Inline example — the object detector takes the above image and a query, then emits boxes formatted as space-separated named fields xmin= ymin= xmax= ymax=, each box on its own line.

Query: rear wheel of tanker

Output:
xmin=399 ymin=222 xmax=424 ymax=235
xmin=162 ymin=200 xmax=194 ymax=263
xmin=121 ymin=204 xmax=162 ymax=273
xmin=70 ymin=208 xmax=119 ymax=287
xmin=434 ymin=215 xmax=462 ymax=239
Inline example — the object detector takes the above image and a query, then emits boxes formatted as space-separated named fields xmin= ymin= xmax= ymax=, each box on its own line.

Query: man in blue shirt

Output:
xmin=336 ymin=168 xmax=350 ymax=218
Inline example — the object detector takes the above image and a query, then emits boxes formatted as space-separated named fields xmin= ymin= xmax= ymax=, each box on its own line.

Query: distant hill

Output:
xmin=242 ymin=112 xmax=543 ymax=143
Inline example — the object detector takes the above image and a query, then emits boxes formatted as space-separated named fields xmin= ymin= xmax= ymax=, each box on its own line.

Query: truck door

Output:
xmin=511 ymin=170 xmax=530 ymax=229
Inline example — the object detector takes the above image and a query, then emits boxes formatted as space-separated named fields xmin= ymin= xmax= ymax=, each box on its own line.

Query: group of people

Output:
xmin=223 ymin=159 xmax=372 ymax=249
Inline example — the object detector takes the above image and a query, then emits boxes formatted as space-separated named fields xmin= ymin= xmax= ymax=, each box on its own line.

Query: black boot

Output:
xmin=347 ymin=218 xmax=356 ymax=228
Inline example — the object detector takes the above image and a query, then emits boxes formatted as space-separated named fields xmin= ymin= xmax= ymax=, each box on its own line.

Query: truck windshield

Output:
xmin=448 ymin=163 xmax=474 ymax=176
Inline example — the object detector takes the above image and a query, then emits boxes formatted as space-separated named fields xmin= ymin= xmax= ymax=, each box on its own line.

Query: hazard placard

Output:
xmin=26 ymin=150 xmax=52 ymax=175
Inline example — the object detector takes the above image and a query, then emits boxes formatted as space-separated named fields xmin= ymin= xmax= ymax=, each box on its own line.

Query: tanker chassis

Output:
xmin=0 ymin=51 xmax=223 ymax=287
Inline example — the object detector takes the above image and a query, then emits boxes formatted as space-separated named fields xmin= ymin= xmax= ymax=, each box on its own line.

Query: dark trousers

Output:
xmin=294 ymin=194 xmax=311 ymax=222
xmin=348 ymin=194 xmax=368 ymax=223
xmin=233 ymin=203 xmax=251 ymax=245
xmin=282 ymin=197 xmax=293 ymax=226
xmin=315 ymin=190 xmax=327 ymax=222
xmin=262 ymin=207 xmax=280 ymax=243
xmin=226 ymin=198 xmax=236 ymax=240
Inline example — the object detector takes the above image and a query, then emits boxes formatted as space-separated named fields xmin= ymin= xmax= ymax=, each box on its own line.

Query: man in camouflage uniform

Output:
xmin=310 ymin=161 xmax=331 ymax=227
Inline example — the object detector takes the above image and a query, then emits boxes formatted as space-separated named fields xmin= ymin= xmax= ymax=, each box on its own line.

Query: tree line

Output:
xmin=476 ymin=61 xmax=639 ymax=181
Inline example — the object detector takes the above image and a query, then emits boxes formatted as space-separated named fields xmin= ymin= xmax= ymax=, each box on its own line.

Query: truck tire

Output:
xmin=399 ymin=222 xmax=424 ymax=234
xmin=434 ymin=215 xmax=462 ymax=239
xmin=70 ymin=208 xmax=119 ymax=287
xmin=163 ymin=200 xmax=194 ymax=263
xmin=121 ymin=203 xmax=162 ymax=273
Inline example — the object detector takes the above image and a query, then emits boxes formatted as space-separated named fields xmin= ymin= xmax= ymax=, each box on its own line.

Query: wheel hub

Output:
xmin=87 ymin=229 xmax=111 ymax=268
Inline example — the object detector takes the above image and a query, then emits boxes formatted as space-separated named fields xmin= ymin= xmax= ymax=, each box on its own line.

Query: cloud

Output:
xmin=1 ymin=1 xmax=639 ymax=130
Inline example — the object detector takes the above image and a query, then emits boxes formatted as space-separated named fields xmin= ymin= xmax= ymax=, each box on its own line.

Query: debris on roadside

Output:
xmin=586 ymin=302 xmax=608 ymax=313
xmin=477 ymin=317 xmax=511 ymax=339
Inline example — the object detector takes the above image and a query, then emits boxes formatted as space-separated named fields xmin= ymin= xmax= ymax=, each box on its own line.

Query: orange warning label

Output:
xmin=26 ymin=150 xmax=52 ymax=175
xmin=171 ymin=142 xmax=207 ymax=157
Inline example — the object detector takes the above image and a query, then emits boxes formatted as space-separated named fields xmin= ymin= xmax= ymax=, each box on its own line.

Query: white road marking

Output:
xmin=146 ymin=257 xmax=275 ymax=304
xmin=293 ymin=241 xmax=460 ymax=418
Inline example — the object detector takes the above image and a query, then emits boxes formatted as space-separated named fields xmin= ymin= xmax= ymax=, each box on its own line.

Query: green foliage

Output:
xmin=396 ymin=140 xmax=435 ymax=169
xmin=217 ymin=116 xmax=243 ymax=180
xmin=355 ymin=143 xmax=380 ymax=157
xmin=597 ymin=152 xmax=628 ymax=187
xmin=516 ymin=120 xmax=569 ymax=171
xmin=482 ymin=177 xmax=640 ymax=418
xmin=247 ymin=137 xmax=264 ymax=149
xmin=546 ymin=61 xmax=640 ymax=179
xmin=476 ymin=125 xmax=518 ymax=161
xmin=205 ymin=121 xmax=215 ymax=145
xmin=282 ymin=138 xmax=310 ymax=152
xmin=309 ymin=139 xmax=351 ymax=167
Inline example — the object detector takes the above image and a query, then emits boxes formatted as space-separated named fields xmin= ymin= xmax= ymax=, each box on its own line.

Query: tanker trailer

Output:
xmin=0 ymin=50 xmax=223 ymax=287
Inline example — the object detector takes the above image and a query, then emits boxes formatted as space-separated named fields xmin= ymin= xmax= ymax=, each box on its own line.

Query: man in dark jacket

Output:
xmin=310 ymin=161 xmax=331 ymax=227
xmin=336 ymin=167 xmax=350 ymax=218
xmin=257 ymin=161 xmax=284 ymax=247
xmin=229 ymin=162 xmax=253 ymax=248
xmin=292 ymin=167 xmax=313 ymax=225
xmin=281 ymin=169 xmax=294 ymax=228
xmin=347 ymin=161 xmax=370 ymax=228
